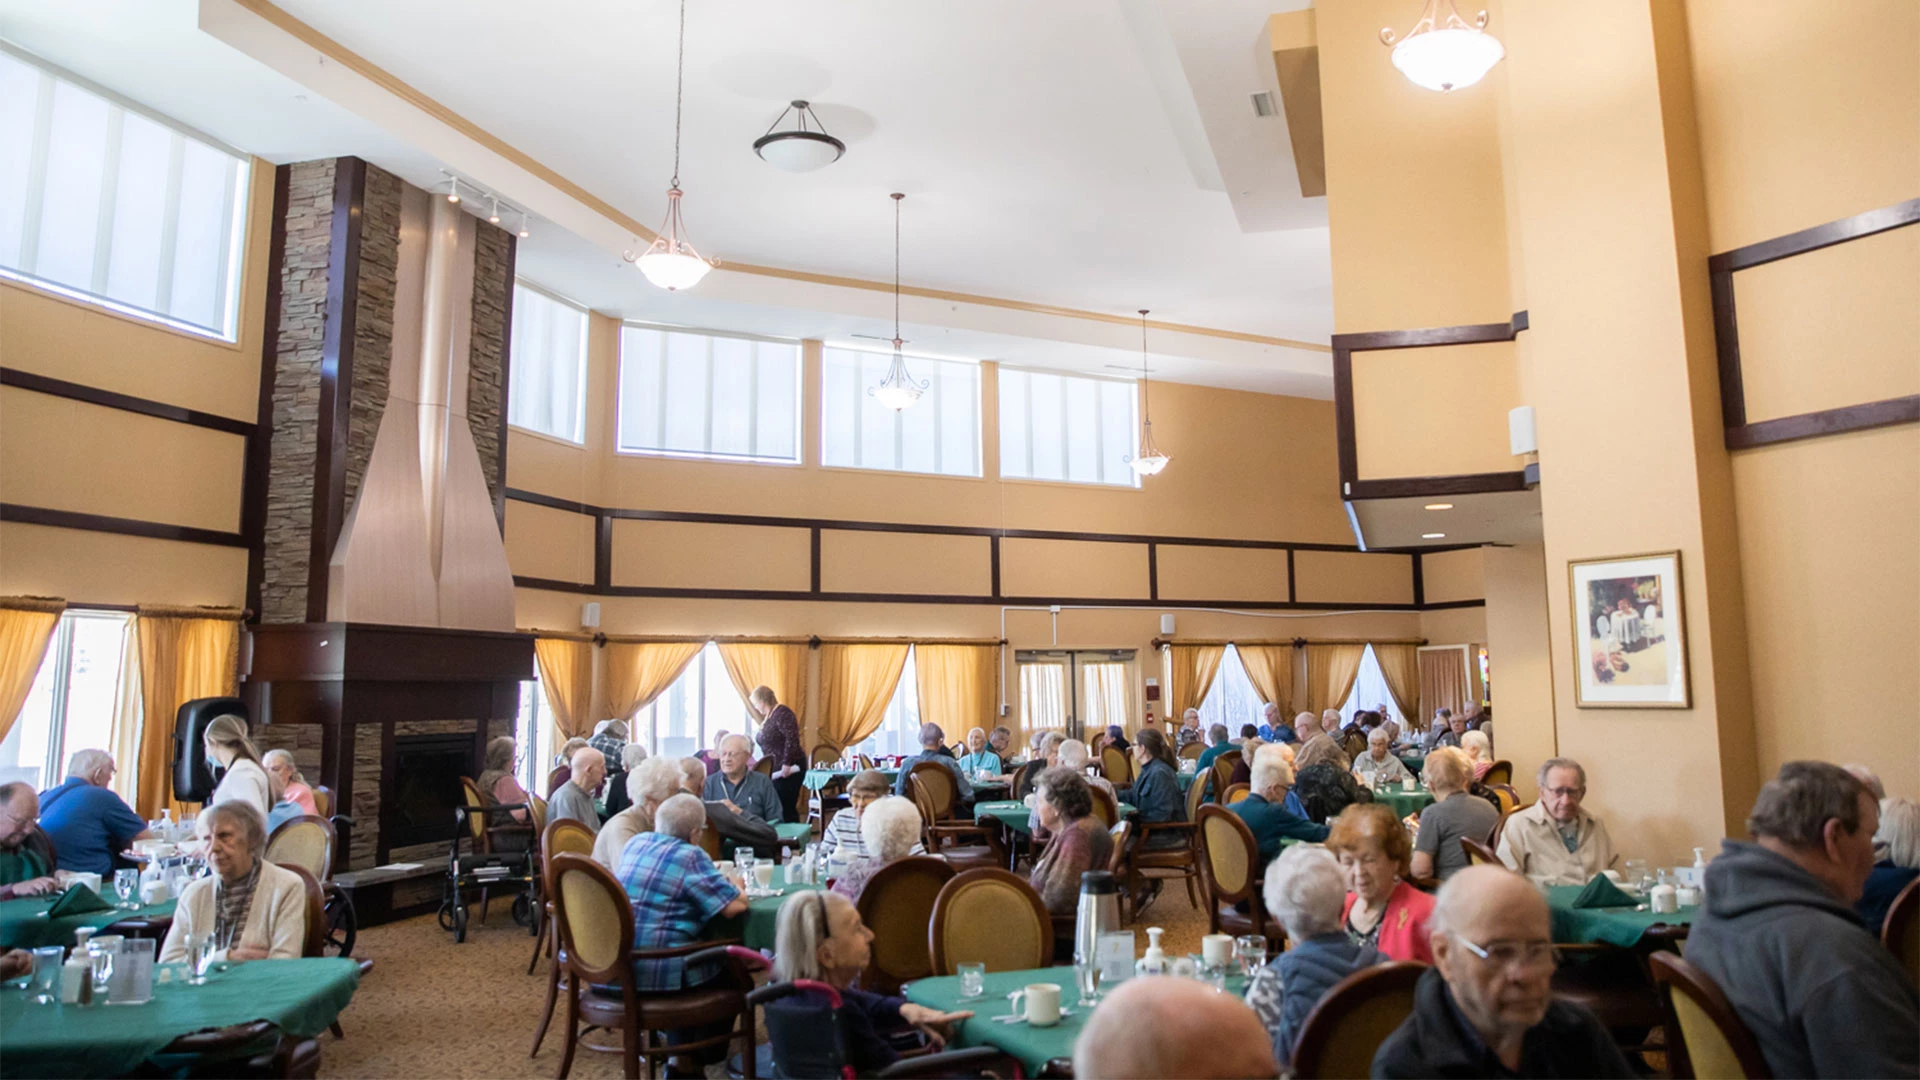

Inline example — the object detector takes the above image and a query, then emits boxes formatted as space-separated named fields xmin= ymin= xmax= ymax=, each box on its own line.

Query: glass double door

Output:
xmin=1016 ymin=649 xmax=1136 ymax=742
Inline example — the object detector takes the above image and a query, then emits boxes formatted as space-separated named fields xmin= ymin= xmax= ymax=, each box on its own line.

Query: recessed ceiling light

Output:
xmin=1422 ymin=532 xmax=1446 ymax=539
xmin=1424 ymin=503 xmax=1454 ymax=511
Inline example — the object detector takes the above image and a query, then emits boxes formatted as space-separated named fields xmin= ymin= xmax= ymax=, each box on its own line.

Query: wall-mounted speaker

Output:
xmin=581 ymin=602 xmax=601 ymax=629
xmin=1509 ymin=405 xmax=1538 ymax=456
xmin=173 ymin=698 xmax=247 ymax=804
xmin=1160 ymin=614 xmax=1177 ymax=636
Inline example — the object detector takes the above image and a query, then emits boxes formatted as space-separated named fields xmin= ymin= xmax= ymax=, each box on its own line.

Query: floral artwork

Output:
xmin=1569 ymin=552 xmax=1690 ymax=708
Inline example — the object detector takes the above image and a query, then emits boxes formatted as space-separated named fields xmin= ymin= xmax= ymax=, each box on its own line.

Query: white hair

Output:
xmin=627 ymin=756 xmax=682 ymax=807
xmin=1264 ymin=845 xmax=1347 ymax=939
xmin=773 ymin=889 xmax=852 ymax=983
xmin=1845 ymin=764 xmax=1887 ymax=801
xmin=1250 ymin=745 xmax=1295 ymax=795
xmin=967 ymin=727 xmax=987 ymax=740
xmin=1059 ymin=739 xmax=1092 ymax=770
xmin=1367 ymin=727 xmax=1391 ymax=746
xmin=720 ymin=733 xmax=753 ymax=754
xmin=621 ymin=743 xmax=649 ymax=770
xmin=1294 ymin=712 xmax=1317 ymax=732
xmin=67 ymin=748 xmax=114 ymax=781
xmin=1460 ymin=730 xmax=1491 ymax=762
xmin=859 ymin=796 xmax=923 ymax=861
xmin=1878 ymin=798 xmax=1920 ymax=869
xmin=654 ymin=793 xmax=706 ymax=841
xmin=1184 ymin=708 xmax=1201 ymax=722
xmin=1263 ymin=702 xmax=1279 ymax=720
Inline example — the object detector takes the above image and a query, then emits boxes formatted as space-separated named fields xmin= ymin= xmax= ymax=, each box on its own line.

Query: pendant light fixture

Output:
xmin=753 ymin=100 xmax=846 ymax=172
xmin=869 ymin=193 xmax=927 ymax=412
xmin=1127 ymin=309 xmax=1170 ymax=477
xmin=624 ymin=0 xmax=712 ymax=291
xmin=1380 ymin=0 xmax=1505 ymax=93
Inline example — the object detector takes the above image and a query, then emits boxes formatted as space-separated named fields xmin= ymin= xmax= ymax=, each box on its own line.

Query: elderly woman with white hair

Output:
xmin=1352 ymin=727 xmax=1414 ymax=788
xmin=768 ymin=890 xmax=973 ymax=1073
xmin=1460 ymin=729 xmax=1494 ymax=782
xmin=829 ymin=796 xmax=922 ymax=904
xmin=1244 ymin=845 xmax=1382 ymax=1067
xmin=592 ymin=756 xmax=686 ymax=869
xmin=1859 ymin=796 xmax=1920 ymax=931
xmin=262 ymin=749 xmax=319 ymax=817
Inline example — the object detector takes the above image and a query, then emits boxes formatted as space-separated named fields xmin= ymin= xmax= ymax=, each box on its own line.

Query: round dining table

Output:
xmin=0 ymin=894 xmax=178 ymax=950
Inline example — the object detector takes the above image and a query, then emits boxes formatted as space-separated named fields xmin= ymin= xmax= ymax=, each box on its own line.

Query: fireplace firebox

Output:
xmin=388 ymin=734 xmax=477 ymax=850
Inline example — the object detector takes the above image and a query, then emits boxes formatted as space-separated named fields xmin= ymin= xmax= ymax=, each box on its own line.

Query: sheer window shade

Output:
xmin=0 ymin=47 xmax=249 ymax=340
xmin=618 ymin=325 xmax=800 ymax=462
xmin=998 ymin=367 xmax=1139 ymax=487
xmin=508 ymin=284 xmax=588 ymax=443
xmin=821 ymin=347 xmax=980 ymax=477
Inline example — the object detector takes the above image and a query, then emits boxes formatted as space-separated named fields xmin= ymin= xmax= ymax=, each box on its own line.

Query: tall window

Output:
xmin=0 ymin=46 xmax=250 ymax=340
xmin=1197 ymin=645 xmax=1266 ymax=734
xmin=1338 ymin=645 xmax=1406 ymax=726
xmin=634 ymin=643 xmax=754 ymax=758
xmin=515 ymin=672 xmax=551 ymax=792
xmin=508 ymin=283 xmax=588 ymax=443
xmin=0 ymin=611 xmax=133 ymax=791
xmin=821 ymin=347 xmax=981 ymax=477
xmin=998 ymin=367 xmax=1139 ymax=487
xmin=852 ymin=647 xmax=921 ymax=760
xmin=618 ymin=325 xmax=800 ymax=463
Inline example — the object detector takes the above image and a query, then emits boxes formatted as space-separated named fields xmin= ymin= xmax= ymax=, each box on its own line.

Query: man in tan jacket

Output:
xmin=160 ymin=802 xmax=306 ymax=964
xmin=1495 ymin=758 xmax=1616 ymax=886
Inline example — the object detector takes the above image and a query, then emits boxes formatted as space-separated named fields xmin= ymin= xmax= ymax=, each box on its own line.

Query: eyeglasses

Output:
xmin=1542 ymin=787 xmax=1586 ymax=798
xmin=1452 ymin=934 xmax=1557 ymax=970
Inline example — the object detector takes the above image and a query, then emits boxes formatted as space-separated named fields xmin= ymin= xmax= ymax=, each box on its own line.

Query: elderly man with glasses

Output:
xmin=1495 ymin=758 xmax=1616 ymax=887
xmin=1373 ymin=864 xmax=1633 ymax=1078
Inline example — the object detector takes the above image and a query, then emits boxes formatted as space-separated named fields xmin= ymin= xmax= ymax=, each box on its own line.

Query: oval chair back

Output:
xmin=1099 ymin=744 xmax=1132 ymax=785
xmin=1488 ymin=784 xmax=1522 ymax=816
xmin=1881 ymin=877 xmax=1920 ymax=986
xmin=1185 ymin=768 xmax=1211 ymax=821
xmin=1289 ymin=961 xmax=1427 ymax=1079
xmin=276 ymin=862 xmax=328 ymax=958
xmin=1461 ymin=836 xmax=1501 ymax=867
xmin=809 ymin=745 xmax=839 ymax=767
xmin=1222 ymin=783 xmax=1251 ymax=805
xmin=857 ymin=754 xmax=875 ymax=770
xmin=1489 ymin=804 xmax=1527 ymax=849
xmin=1483 ymin=759 xmax=1513 ymax=787
xmin=457 ymin=777 xmax=491 ymax=848
xmin=549 ymin=853 xmax=635 ymax=982
xmin=1195 ymin=804 xmax=1259 ymax=911
xmin=544 ymin=817 xmax=597 ymax=864
xmin=529 ymin=794 xmax=549 ymax=835
xmin=1088 ymin=784 xmax=1120 ymax=828
xmin=1210 ymin=751 xmax=1241 ymax=801
xmin=908 ymin=762 xmax=959 ymax=820
xmin=1178 ymin=741 xmax=1205 ymax=761
xmin=1013 ymin=759 xmax=1046 ymax=802
xmin=753 ymin=756 xmax=776 ymax=777
xmin=545 ymin=765 xmax=569 ymax=799
xmin=311 ymin=784 xmax=334 ymax=819
xmin=1342 ymin=733 xmax=1367 ymax=760
xmin=266 ymin=816 xmax=336 ymax=883
xmin=856 ymin=855 xmax=957 ymax=993
xmin=1107 ymin=821 xmax=1131 ymax=875
xmin=930 ymin=868 xmax=1052 ymax=975
xmin=1649 ymin=951 xmax=1773 ymax=1079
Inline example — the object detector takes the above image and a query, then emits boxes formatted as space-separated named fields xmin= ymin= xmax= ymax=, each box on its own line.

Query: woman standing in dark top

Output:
xmin=752 ymin=685 xmax=807 ymax=823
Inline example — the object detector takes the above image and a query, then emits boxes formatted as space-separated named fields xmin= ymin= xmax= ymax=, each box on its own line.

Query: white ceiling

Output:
xmin=0 ymin=0 xmax=1338 ymax=395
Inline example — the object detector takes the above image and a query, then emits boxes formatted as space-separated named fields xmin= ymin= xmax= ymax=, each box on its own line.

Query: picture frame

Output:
xmin=1568 ymin=550 xmax=1691 ymax=708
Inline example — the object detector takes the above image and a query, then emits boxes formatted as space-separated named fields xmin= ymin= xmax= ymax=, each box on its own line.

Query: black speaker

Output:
xmin=173 ymin=698 xmax=247 ymax=803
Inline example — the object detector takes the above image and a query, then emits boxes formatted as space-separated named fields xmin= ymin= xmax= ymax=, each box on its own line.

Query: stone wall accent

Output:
xmin=394 ymin=719 xmax=478 ymax=737
xmin=260 ymin=159 xmax=336 ymax=623
xmin=341 ymin=163 xmax=402 ymax=516
xmin=467 ymin=223 xmax=512 ymax=521
xmin=350 ymin=729 xmax=382 ymax=869
xmin=253 ymin=722 xmax=324 ymax=780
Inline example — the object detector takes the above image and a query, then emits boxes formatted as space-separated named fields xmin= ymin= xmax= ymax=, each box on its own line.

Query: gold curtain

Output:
xmin=0 ymin=597 xmax=64 ymax=744
xmin=534 ymin=636 xmax=597 ymax=744
xmin=716 ymin=641 xmax=809 ymax=738
xmin=602 ymin=640 xmax=704 ymax=724
xmin=1372 ymin=643 xmax=1421 ymax=720
xmin=1305 ymin=643 xmax=1368 ymax=714
xmin=1234 ymin=644 xmax=1296 ymax=717
xmin=1419 ymin=648 xmax=1471 ymax=724
xmin=1166 ymin=644 xmax=1226 ymax=722
xmin=135 ymin=606 xmax=243 ymax=819
xmin=817 ymin=643 xmax=909 ymax=753
xmin=914 ymin=644 xmax=998 ymax=743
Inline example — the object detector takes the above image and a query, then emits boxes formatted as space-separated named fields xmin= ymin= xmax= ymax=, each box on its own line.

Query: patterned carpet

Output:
xmin=317 ymin=878 xmax=1213 ymax=1078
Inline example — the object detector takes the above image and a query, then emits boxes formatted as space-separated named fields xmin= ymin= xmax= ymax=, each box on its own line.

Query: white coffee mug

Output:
xmin=1401 ymin=778 xmax=1416 ymax=792
xmin=1201 ymin=934 xmax=1234 ymax=968
xmin=1023 ymin=982 xmax=1062 ymax=1027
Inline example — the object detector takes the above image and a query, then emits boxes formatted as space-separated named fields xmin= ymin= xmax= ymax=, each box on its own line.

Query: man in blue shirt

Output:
xmin=38 ymin=750 xmax=152 ymax=876
xmin=1228 ymin=751 xmax=1328 ymax=868
xmin=702 ymin=734 xmax=783 ymax=824
xmin=894 ymin=723 xmax=974 ymax=803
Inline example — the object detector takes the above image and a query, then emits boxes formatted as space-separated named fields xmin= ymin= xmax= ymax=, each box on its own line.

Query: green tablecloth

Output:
xmin=1398 ymin=754 xmax=1426 ymax=776
xmin=0 ymin=956 xmax=360 ymax=1078
xmin=1375 ymin=788 xmax=1435 ymax=819
xmin=974 ymin=801 xmax=1136 ymax=838
xmin=707 ymin=874 xmax=823 ymax=951
xmin=774 ymin=822 xmax=812 ymax=846
xmin=906 ymin=965 xmax=1247 ymax=1074
xmin=0 ymin=895 xmax=178 ymax=950
xmin=1546 ymin=884 xmax=1699 ymax=947
xmin=802 ymin=769 xmax=897 ymax=791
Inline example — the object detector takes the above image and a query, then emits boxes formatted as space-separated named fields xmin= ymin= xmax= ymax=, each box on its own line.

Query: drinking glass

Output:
xmin=29 ymin=946 xmax=63 ymax=1004
xmin=1073 ymin=957 xmax=1100 ymax=1007
xmin=87 ymin=935 xmax=123 ymax=994
xmin=1235 ymin=935 xmax=1268 ymax=978
xmin=958 ymin=961 xmax=986 ymax=999
xmin=735 ymin=848 xmax=756 ymax=876
xmin=114 ymin=869 xmax=140 ymax=910
xmin=185 ymin=933 xmax=217 ymax=985
xmin=1624 ymin=858 xmax=1651 ymax=893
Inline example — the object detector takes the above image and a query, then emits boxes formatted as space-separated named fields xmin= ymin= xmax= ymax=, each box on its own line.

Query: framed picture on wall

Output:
xmin=1569 ymin=551 xmax=1690 ymax=708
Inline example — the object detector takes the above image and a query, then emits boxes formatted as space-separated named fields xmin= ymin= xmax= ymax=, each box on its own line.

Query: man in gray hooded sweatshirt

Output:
xmin=1685 ymin=761 xmax=1918 ymax=1079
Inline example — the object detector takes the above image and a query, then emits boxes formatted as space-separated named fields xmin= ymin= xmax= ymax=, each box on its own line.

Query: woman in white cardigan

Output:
xmin=200 ymin=714 xmax=273 ymax=835
xmin=161 ymin=802 xmax=306 ymax=964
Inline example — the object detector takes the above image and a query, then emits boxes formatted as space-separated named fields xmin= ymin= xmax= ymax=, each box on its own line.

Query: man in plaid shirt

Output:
xmin=588 ymin=719 xmax=629 ymax=765
xmin=614 ymin=793 xmax=747 ymax=992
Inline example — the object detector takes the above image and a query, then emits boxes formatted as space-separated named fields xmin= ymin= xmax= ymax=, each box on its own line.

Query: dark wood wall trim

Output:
xmin=1710 ymin=197 xmax=1920 ymax=450
xmin=1412 ymin=551 xmax=1425 ymax=608
xmin=1147 ymin=542 xmax=1159 ymax=601
xmin=0 ymin=368 xmax=256 ymax=436
xmin=1 ymin=503 xmax=249 ymax=548
xmin=308 ymin=156 xmax=367 ymax=623
xmin=494 ymin=234 xmax=517 ymax=532
xmin=1331 ymin=311 xmax=1532 ymax=501
xmin=244 ymin=164 xmax=293 ymax=623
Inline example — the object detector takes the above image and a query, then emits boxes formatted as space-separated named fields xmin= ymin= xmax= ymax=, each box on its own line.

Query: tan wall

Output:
xmin=1421 ymin=547 xmax=1487 ymax=606
xmin=0 ymin=160 xmax=275 ymax=609
xmin=1351 ymin=341 xmax=1523 ymax=479
xmin=1156 ymin=546 xmax=1291 ymax=604
xmin=1481 ymin=543 xmax=1558 ymax=802
xmin=818 ymin=532 xmax=993 ymax=597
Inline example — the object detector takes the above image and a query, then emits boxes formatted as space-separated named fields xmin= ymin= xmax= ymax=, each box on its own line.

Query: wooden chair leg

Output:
xmin=556 ymin=975 xmax=580 ymax=1079
xmin=531 ymin=947 xmax=564 ymax=1057
xmin=1182 ymin=870 xmax=1198 ymax=908
xmin=622 ymin=1013 xmax=641 ymax=1080
xmin=328 ymin=1021 xmax=344 ymax=1039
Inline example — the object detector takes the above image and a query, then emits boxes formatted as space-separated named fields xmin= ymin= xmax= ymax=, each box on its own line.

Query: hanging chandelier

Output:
xmin=624 ymin=0 xmax=711 ymax=291
xmin=870 ymin=193 xmax=927 ymax=411
xmin=1380 ymin=0 xmax=1505 ymax=93
xmin=1126 ymin=309 xmax=1170 ymax=477
xmin=753 ymin=100 xmax=846 ymax=172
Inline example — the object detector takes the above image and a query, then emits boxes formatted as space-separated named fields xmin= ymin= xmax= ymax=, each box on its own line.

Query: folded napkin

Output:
xmin=46 ymin=884 xmax=116 ymax=917
xmin=1571 ymin=874 xmax=1639 ymax=909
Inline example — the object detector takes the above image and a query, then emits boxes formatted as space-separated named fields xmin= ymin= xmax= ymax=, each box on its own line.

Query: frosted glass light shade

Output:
xmin=1390 ymin=26 xmax=1505 ymax=92
xmin=637 ymin=249 xmax=711 ymax=291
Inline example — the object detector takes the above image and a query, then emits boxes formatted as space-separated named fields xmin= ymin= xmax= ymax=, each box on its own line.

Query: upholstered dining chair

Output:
xmin=1193 ymin=804 xmax=1282 ymax=948
xmin=546 ymin=765 xmax=569 ymax=798
xmin=1460 ymin=836 xmax=1501 ymax=867
xmin=856 ymin=855 xmax=957 ymax=994
xmin=1482 ymin=759 xmax=1514 ymax=787
xmin=265 ymin=816 xmax=335 ymax=885
xmin=908 ymin=775 xmax=1002 ymax=872
xmin=1650 ymin=952 xmax=1773 ymax=1079
xmin=281 ymin=863 xmax=374 ymax=1039
xmin=1209 ymin=750 xmax=1241 ymax=803
xmin=1221 ymin=783 xmax=1251 ymax=805
xmin=1128 ymin=790 xmax=1203 ymax=912
xmin=1178 ymin=740 xmax=1205 ymax=761
xmin=1087 ymin=784 xmax=1120 ymax=828
xmin=1099 ymin=744 xmax=1132 ymax=785
xmin=929 ymin=868 xmax=1053 ymax=974
xmin=809 ymin=745 xmax=840 ymax=767
xmin=906 ymin=762 xmax=960 ymax=821
xmin=1882 ymin=877 xmax=1919 ymax=985
xmin=529 ymin=818 xmax=600 ymax=1058
xmin=1012 ymin=758 xmax=1046 ymax=802
xmin=1289 ymin=961 xmax=1426 ymax=1079
xmin=310 ymin=784 xmax=334 ymax=819
xmin=546 ymin=853 xmax=765 ymax=1080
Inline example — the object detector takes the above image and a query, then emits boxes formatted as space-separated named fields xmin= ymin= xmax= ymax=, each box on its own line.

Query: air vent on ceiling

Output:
xmin=1250 ymin=91 xmax=1276 ymax=118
